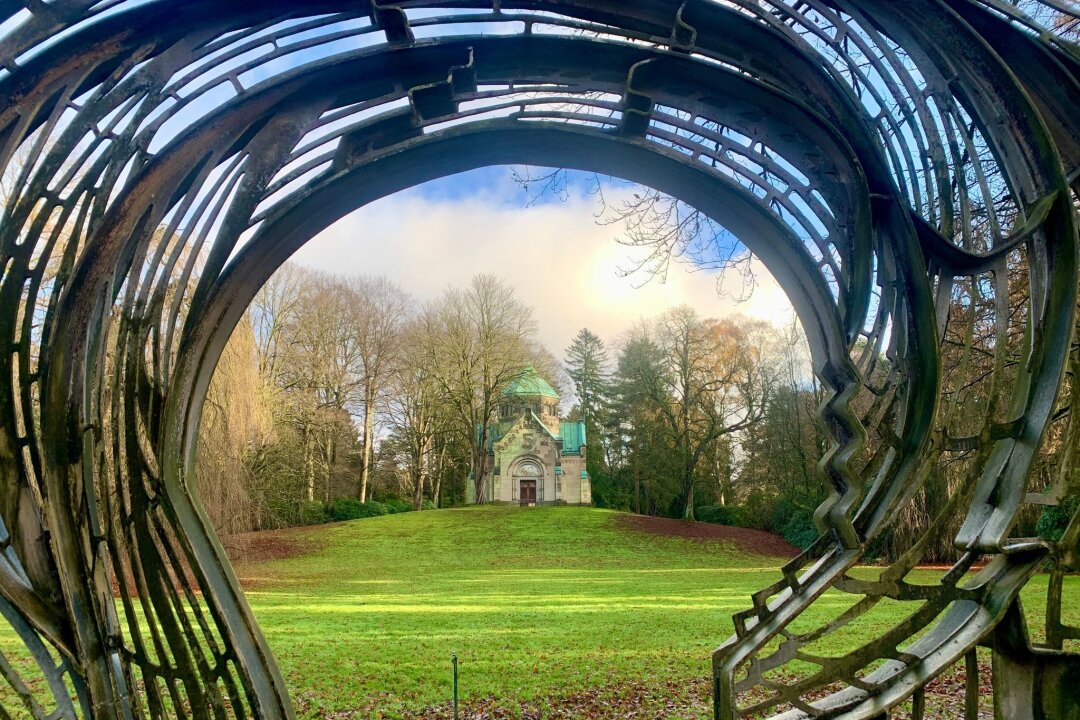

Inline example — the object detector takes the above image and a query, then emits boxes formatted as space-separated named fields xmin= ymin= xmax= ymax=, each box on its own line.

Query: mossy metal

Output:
xmin=0 ymin=1 xmax=1077 ymax=718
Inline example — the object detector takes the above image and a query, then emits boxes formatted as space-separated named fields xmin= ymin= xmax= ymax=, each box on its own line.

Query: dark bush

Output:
xmin=356 ymin=501 xmax=389 ymax=518
xmin=298 ymin=500 xmax=328 ymax=526
xmin=586 ymin=470 xmax=632 ymax=511
xmin=326 ymin=498 xmax=389 ymax=521
xmin=696 ymin=504 xmax=744 ymax=526
xmin=1037 ymin=495 xmax=1079 ymax=542
xmin=325 ymin=498 xmax=363 ymax=521
xmin=420 ymin=499 xmax=438 ymax=511
xmin=383 ymin=498 xmax=413 ymax=514
xmin=740 ymin=489 xmax=778 ymax=530
xmin=772 ymin=500 xmax=819 ymax=550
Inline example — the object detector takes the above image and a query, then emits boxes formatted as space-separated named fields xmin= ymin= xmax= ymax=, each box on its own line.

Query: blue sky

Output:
xmin=293 ymin=166 xmax=796 ymax=355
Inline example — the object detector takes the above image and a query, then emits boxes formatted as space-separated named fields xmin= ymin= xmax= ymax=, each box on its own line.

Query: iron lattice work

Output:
xmin=0 ymin=0 xmax=1077 ymax=718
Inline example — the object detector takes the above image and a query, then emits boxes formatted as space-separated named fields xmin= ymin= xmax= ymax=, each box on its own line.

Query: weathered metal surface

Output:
xmin=0 ymin=1 xmax=1077 ymax=718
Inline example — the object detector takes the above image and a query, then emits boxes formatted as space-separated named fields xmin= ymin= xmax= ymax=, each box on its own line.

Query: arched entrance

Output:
xmin=512 ymin=458 xmax=545 ymax=506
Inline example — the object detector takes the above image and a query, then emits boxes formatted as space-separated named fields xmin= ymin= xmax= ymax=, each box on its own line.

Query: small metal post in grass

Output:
xmin=452 ymin=654 xmax=459 ymax=720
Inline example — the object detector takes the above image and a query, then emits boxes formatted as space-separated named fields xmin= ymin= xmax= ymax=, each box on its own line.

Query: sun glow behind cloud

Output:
xmin=292 ymin=168 xmax=796 ymax=354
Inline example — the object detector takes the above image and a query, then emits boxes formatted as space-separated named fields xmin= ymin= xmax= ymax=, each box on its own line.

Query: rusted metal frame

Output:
xmin=407 ymin=8 xmax=669 ymax=46
xmin=149 ymin=500 xmax=248 ymax=715
xmin=851 ymin=0 xmax=1071 ymax=708
xmin=0 ymin=122 xmax=91 ymax=681
xmin=936 ymin=109 xmax=986 ymax=254
xmin=831 ymin=0 xmax=1009 ymax=258
xmin=36 ymin=76 xmax=307 ymax=719
xmin=0 ymin=44 xmax=182 ymax=633
xmin=107 ymin=516 xmax=176 ymax=718
xmin=777 ymin=549 xmax=1044 ymax=718
xmin=750 ymin=2 xmax=936 ymax=221
xmin=113 ymin=315 xmax=212 ymax=720
xmin=111 ymin=207 xmax=242 ymax=718
xmin=0 ymin=1 xmax=1071 ymax=720
xmin=783 ymin=0 xmax=946 ymax=223
xmin=70 ymin=55 xmax=421 ymax=720
xmin=751 ymin=495 xmax=986 ymax=710
xmin=847 ymin=17 xmax=983 ymax=245
xmin=640 ymin=122 xmax=841 ymax=274
xmin=4 ymin=0 xmax=876 ymax=336
xmin=712 ymin=152 xmax=907 ymax=720
xmin=971 ymin=0 xmax=1080 ymax=48
xmin=159 ymin=152 xmax=253 ymax=381
xmin=642 ymin=104 xmax=844 ymax=252
xmin=0 ymin=1 xmax=98 ymax=73
xmin=846 ymin=213 xmax=936 ymax=545
xmin=138 ymin=153 xmax=248 ymax=387
xmin=912 ymin=193 xmax=1059 ymax=277
xmin=716 ymin=549 xmax=863 ymax=718
xmin=856 ymin=0 xmax=1075 ymax=554
xmin=263 ymin=87 xmax=847 ymax=297
xmin=610 ymin=38 xmax=870 ymax=338
xmin=734 ymin=587 xmax=969 ymax=714
xmin=0 ymin=3 xmax=343 ymax=145
xmin=948 ymin=0 xmax=1080 ymax=178
xmin=708 ymin=2 xmax=989 ymax=708
xmin=165 ymin=12 xmax=376 ymax=98
xmin=0 ymin=595 xmax=82 ymax=719
xmin=214 ymin=31 xmax=864 ymax=313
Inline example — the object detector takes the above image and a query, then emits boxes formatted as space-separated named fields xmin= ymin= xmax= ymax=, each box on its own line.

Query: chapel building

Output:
xmin=467 ymin=367 xmax=591 ymax=506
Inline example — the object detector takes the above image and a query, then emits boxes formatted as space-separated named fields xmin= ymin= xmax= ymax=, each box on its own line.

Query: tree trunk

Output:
xmin=475 ymin=470 xmax=488 ymax=504
xmin=359 ymin=399 xmax=374 ymax=502
xmin=433 ymin=444 xmax=446 ymax=508
xmin=325 ymin=431 xmax=335 ymax=502
xmin=683 ymin=477 xmax=695 ymax=521
xmin=473 ymin=435 xmax=489 ymax=504
xmin=633 ymin=444 xmax=641 ymax=515
xmin=304 ymin=427 xmax=315 ymax=503
xmin=412 ymin=469 xmax=424 ymax=510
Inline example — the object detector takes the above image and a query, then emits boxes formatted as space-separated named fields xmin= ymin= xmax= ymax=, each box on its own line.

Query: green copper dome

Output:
xmin=502 ymin=366 xmax=559 ymax=399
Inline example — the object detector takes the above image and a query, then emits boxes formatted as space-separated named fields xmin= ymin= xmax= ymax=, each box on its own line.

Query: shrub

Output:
xmin=1037 ymin=495 xmax=1079 ymax=542
xmin=355 ymin=501 xmax=389 ymax=518
xmin=298 ymin=500 xmax=328 ymax=526
xmin=383 ymin=498 xmax=413 ymax=514
xmin=420 ymin=499 xmax=438 ymax=511
xmin=325 ymin=498 xmax=364 ymax=522
xmin=772 ymin=500 xmax=820 ymax=550
xmin=740 ymin=489 xmax=778 ymax=530
xmin=326 ymin=498 xmax=389 ymax=521
xmin=696 ymin=504 xmax=744 ymax=526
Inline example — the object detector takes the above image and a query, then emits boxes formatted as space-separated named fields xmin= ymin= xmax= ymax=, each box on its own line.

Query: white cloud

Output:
xmin=292 ymin=188 xmax=796 ymax=355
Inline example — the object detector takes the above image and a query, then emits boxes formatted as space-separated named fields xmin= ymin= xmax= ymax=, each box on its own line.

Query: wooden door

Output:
xmin=519 ymin=479 xmax=536 ymax=505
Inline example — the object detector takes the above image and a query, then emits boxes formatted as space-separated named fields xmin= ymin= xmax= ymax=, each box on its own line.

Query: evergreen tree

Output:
xmin=565 ymin=329 xmax=610 ymax=426
xmin=565 ymin=328 xmax=611 ymax=482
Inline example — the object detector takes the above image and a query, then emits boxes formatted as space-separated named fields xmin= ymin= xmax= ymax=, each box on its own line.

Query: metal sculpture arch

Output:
xmin=0 ymin=1 xmax=1078 ymax=718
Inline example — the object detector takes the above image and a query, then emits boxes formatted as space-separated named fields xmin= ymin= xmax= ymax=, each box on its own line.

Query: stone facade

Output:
xmin=467 ymin=367 xmax=591 ymax=506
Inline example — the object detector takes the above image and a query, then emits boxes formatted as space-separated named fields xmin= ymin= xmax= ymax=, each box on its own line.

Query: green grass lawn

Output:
xmin=231 ymin=506 xmax=1079 ymax=718
xmin=0 ymin=506 xmax=1073 ymax=718
xmin=240 ymin=506 xmax=777 ymax=718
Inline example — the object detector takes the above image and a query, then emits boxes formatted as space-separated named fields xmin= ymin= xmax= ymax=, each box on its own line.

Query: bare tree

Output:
xmin=386 ymin=317 xmax=450 ymax=509
xmin=351 ymin=276 xmax=411 ymax=503
xmin=633 ymin=307 xmax=775 ymax=519
xmin=424 ymin=275 xmax=536 ymax=503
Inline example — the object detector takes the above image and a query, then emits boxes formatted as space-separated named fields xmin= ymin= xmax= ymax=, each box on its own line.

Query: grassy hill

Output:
xmin=234 ymin=506 xmax=793 ymax=718
xmin=230 ymin=506 xmax=1074 ymax=719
